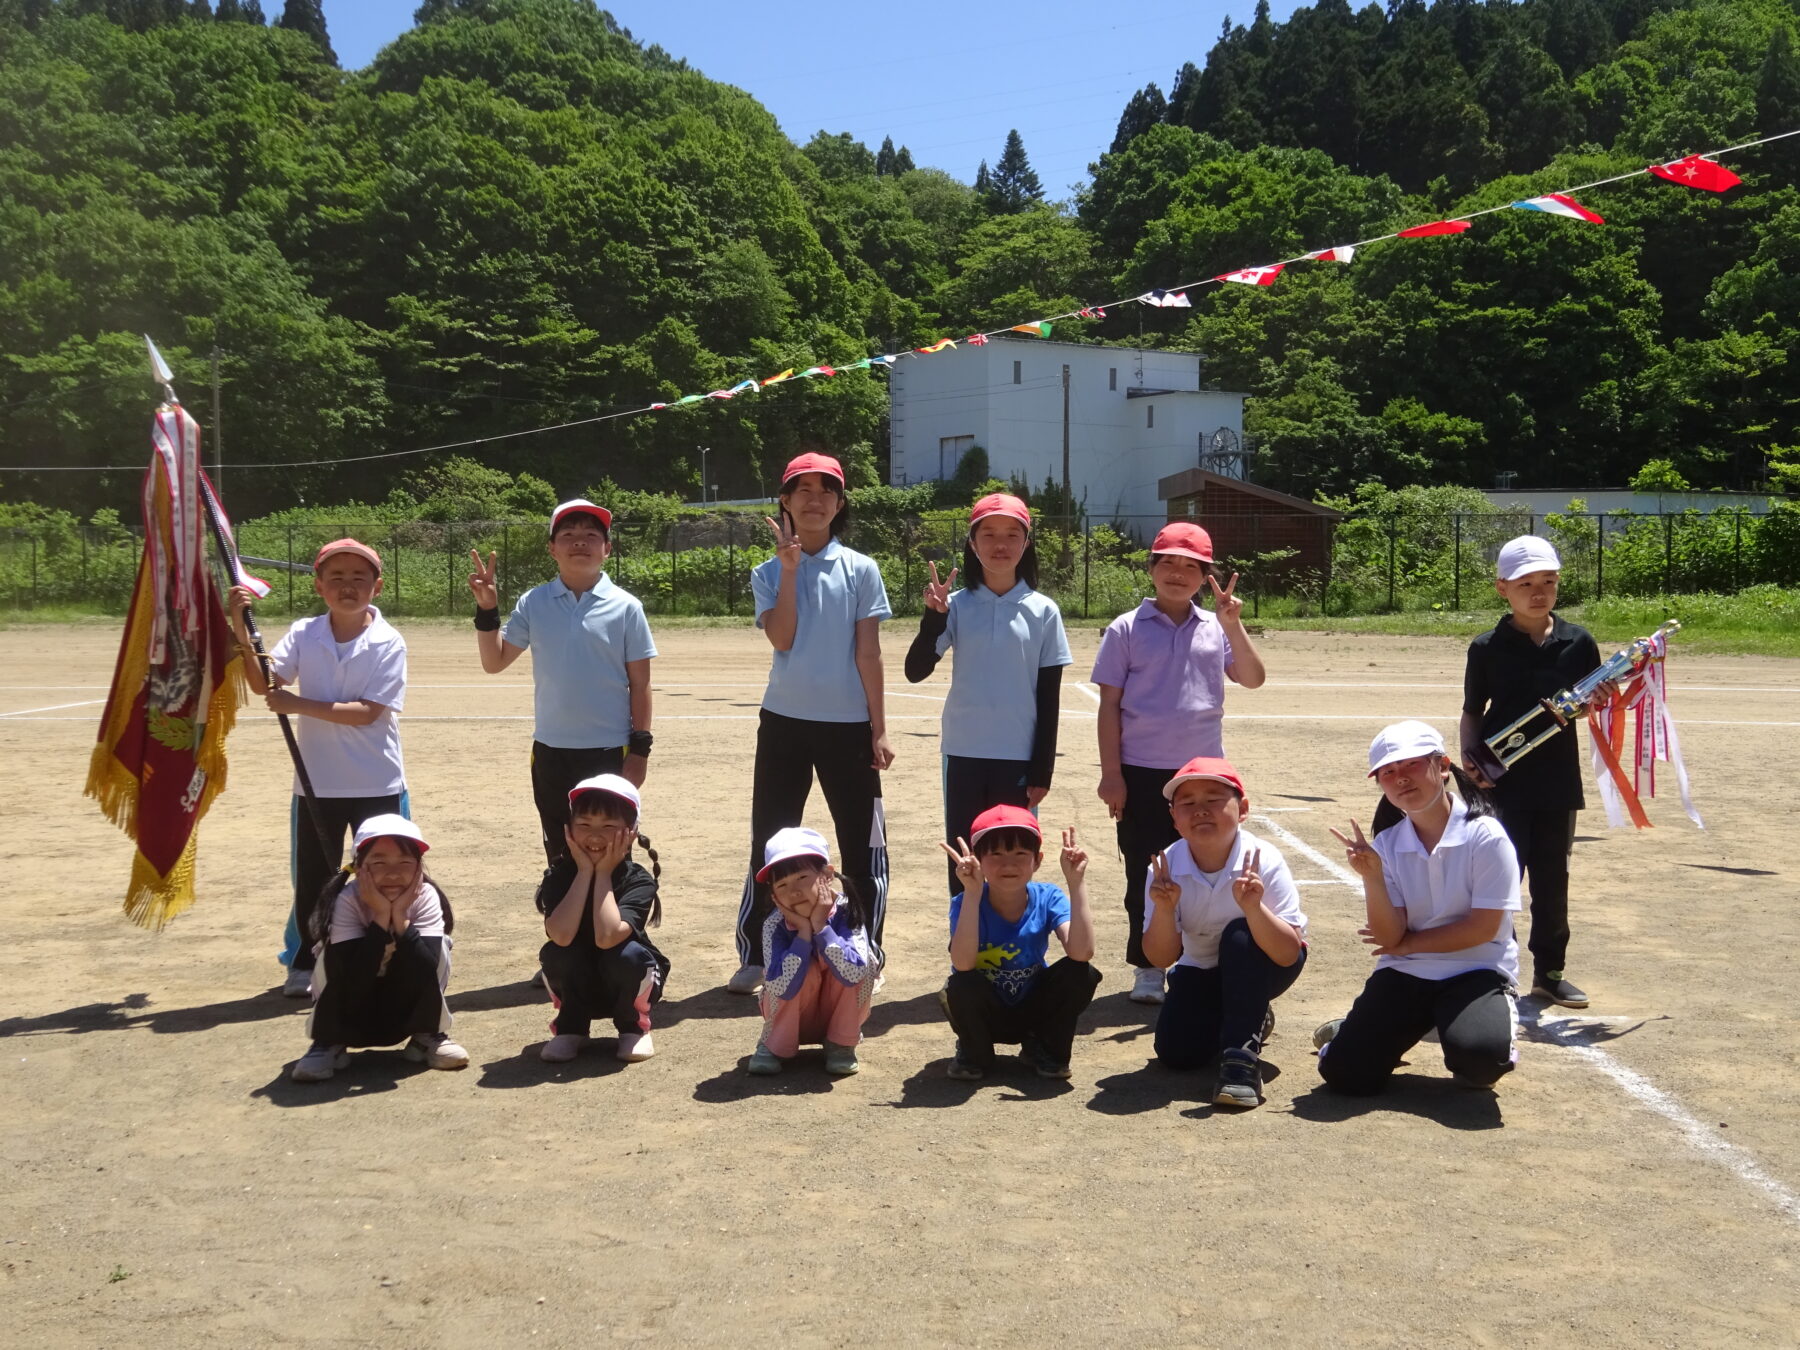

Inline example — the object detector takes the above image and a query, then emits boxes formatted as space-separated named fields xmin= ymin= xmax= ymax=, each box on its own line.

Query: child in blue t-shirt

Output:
xmin=941 ymin=805 xmax=1099 ymax=1080
xmin=906 ymin=493 xmax=1071 ymax=897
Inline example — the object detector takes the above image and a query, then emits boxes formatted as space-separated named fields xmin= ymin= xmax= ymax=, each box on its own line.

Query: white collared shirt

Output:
xmin=268 ymin=607 xmax=406 ymax=796
xmin=1141 ymin=828 xmax=1306 ymax=969
xmin=1371 ymin=796 xmax=1520 ymax=982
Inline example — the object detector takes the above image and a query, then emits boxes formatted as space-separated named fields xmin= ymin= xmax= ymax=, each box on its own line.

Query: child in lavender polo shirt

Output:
xmin=1091 ymin=522 xmax=1266 ymax=1005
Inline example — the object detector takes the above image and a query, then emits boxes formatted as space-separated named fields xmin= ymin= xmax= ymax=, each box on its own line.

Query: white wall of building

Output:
xmin=888 ymin=339 xmax=1247 ymax=532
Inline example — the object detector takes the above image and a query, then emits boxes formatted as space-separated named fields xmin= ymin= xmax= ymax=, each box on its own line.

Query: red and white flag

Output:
xmin=1397 ymin=219 xmax=1471 ymax=238
xmin=1647 ymin=155 xmax=1742 ymax=193
xmin=1306 ymin=246 xmax=1356 ymax=263
xmin=1216 ymin=264 xmax=1285 ymax=286
xmin=1511 ymin=193 xmax=1604 ymax=224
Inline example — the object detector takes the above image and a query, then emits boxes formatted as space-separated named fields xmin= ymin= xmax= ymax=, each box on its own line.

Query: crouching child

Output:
xmin=292 ymin=815 xmax=468 ymax=1082
xmin=941 ymin=806 xmax=1100 ymax=1080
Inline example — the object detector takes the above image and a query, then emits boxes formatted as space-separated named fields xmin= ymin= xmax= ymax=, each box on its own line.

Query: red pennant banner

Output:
xmin=1647 ymin=155 xmax=1743 ymax=192
xmin=1397 ymin=219 xmax=1472 ymax=238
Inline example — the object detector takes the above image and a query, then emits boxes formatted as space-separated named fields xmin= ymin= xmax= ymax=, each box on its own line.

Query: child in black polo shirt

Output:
xmin=1460 ymin=536 xmax=1602 ymax=1009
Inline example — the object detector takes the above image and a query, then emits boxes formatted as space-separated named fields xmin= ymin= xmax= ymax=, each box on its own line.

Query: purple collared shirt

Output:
xmin=1090 ymin=599 xmax=1235 ymax=769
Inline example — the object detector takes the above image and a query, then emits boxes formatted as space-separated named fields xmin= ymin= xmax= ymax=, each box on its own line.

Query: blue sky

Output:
xmin=323 ymin=1 xmax=1304 ymax=195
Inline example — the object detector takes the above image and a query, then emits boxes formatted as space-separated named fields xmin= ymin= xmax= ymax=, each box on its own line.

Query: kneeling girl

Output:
xmin=1316 ymin=721 xmax=1521 ymax=1094
xmin=1142 ymin=757 xmax=1307 ymax=1108
xmin=747 ymin=827 xmax=876 ymax=1076
xmin=293 ymin=815 xmax=468 ymax=1082
xmin=538 ymin=775 xmax=669 ymax=1064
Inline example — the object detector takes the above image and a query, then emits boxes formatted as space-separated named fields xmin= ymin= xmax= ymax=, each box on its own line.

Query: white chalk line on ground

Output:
xmin=1522 ymin=1010 xmax=1800 ymax=1229
xmin=1258 ymin=808 xmax=1800 ymax=1231
xmin=0 ymin=698 xmax=105 ymax=718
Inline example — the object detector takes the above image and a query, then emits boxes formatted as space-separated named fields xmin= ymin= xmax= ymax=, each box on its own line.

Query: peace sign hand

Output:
xmin=940 ymin=836 xmax=981 ymax=891
xmin=1207 ymin=571 xmax=1243 ymax=624
xmin=1147 ymin=851 xmax=1181 ymax=909
xmin=468 ymin=550 xmax=499 ymax=610
xmin=1231 ymin=846 xmax=1264 ymax=912
xmin=765 ymin=515 xmax=801 ymax=571
xmin=923 ymin=561 xmax=958 ymax=613
xmin=1059 ymin=827 xmax=1087 ymax=883
xmin=1328 ymin=819 xmax=1382 ymax=879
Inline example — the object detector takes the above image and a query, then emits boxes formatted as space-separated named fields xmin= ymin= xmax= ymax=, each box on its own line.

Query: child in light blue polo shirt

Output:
xmin=729 ymin=453 xmax=893 ymax=995
xmin=905 ymin=493 xmax=1071 ymax=896
xmin=469 ymin=498 xmax=657 ymax=868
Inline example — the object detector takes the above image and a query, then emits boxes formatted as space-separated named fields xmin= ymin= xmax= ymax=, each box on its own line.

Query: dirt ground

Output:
xmin=2 ymin=620 xmax=1797 ymax=1348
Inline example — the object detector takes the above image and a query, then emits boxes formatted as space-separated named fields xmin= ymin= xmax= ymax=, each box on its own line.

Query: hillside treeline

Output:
xmin=1 ymin=0 xmax=1798 ymax=516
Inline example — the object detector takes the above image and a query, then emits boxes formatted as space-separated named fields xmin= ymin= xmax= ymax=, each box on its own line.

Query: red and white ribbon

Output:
xmin=1590 ymin=632 xmax=1703 ymax=829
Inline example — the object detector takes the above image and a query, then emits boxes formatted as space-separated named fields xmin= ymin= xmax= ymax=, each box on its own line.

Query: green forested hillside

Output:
xmin=1 ymin=0 xmax=1798 ymax=515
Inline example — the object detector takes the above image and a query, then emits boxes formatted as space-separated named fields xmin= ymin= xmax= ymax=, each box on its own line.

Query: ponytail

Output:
xmin=311 ymin=867 xmax=355 ymax=947
xmin=835 ymin=874 xmax=872 ymax=938
xmin=635 ymin=831 xmax=662 ymax=928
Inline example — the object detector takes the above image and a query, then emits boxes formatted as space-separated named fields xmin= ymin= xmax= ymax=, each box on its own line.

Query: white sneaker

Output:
xmin=404 ymin=1032 xmax=469 ymax=1070
xmin=616 ymin=1031 xmax=655 ymax=1063
xmin=282 ymin=966 xmax=312 ymax=998
xmin=726 ymin=964 xmax=764 ymax=995
xmin=290 ymin=1044 xmax=346 ymax=1082
xmin=872 ymin=972 xmax=887 ymax=996
xmin=1129 ymin=967 xmax=1166 ymax=1004
xmin=540 ymin=1033 xmax=588 ymax=1063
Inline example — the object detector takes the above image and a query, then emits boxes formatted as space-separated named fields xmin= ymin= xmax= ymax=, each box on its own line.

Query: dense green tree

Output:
xmin=985 ymin=129 xmax=1043 ymax=213
xmin=1111 ymin=81 xmax=1166 ymax=154
xmin=274 ymin=0 xmax=332 ymax=63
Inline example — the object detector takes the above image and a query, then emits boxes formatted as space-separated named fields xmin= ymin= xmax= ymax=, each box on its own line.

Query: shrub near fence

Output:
xmin=5 ymin=499 xmax=1798 ymax=619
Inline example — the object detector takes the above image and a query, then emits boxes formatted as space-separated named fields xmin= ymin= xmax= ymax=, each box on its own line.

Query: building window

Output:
xmin=938 ymin=435 xmax=974 ymax=481
xmin=1109 ymin=367 xmax=1117 ymax=391
xmin=1012 ymin=360 xmax=1021 ymax=385
xmin=1147 ymin=404 xmax=1155 ymax=429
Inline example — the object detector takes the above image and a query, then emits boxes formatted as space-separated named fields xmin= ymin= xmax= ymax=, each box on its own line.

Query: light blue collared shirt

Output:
xmin=502 ymin=574 xmax=656 ymax=748
xmin=752 ymin=540 xmax=891 ymax=723
xmin=937 ymin=581 xmax=1071 ymax=760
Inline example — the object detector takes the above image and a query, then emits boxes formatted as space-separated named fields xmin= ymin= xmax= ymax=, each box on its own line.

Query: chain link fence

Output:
xmin=5 ymin=506 xmax=1796 ymax=620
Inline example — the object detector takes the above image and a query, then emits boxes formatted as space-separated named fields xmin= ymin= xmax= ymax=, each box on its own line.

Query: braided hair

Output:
xmin=310 ymin=835 xmax=452 ymax=947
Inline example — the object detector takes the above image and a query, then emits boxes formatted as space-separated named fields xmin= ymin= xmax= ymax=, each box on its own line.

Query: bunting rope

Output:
xmin=4 ymin=126 xmax=1795 ymax=476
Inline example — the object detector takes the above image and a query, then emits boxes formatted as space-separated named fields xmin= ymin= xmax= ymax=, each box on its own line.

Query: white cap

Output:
xmin=567 ymin=773 xmax=641 ymax=820
xmin=757 ymin=826 xmax=831 ymax=881
xmin=352 ymin=814 xmax=429 ymax=854
xmin=1496 ymin=535 xmax=1560 ymax=581
xmin=1367 ymin=720 xmax=1445 ymax=776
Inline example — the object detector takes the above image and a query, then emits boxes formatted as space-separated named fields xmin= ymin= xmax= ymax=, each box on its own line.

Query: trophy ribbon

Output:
xmin=1589 ymin=627 xmax=1704 ymax=831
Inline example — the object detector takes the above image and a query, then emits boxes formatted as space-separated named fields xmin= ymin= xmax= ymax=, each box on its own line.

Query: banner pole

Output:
xmin=198 ymin=476 xmax=334 ymax=860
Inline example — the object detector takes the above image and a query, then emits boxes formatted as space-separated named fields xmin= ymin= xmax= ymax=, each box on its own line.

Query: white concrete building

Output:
xmin=887 ymin=337 xmax=1249 ymax=533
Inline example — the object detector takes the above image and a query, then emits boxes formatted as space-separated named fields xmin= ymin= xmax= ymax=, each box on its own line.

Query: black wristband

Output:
xmin=628 ymin=730 xmax=653 ymax=758
xmin=473 ymin=606 xmax=500 ymax=631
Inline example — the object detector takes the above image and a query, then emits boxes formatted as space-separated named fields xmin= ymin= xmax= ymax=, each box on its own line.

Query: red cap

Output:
xmin=551 ymin=498 xmax=613 ymax=532
xmin=1150 ymin=522 xmax=1213 ymax=563
xmin=969 ymin=804 xmax=1042 ymax=847
xmin=1162 ymin=756 xmax=1246 ymax=801
xmin=970 ymin=493 xmax=1032 ymax=529
xmin=781 ymin=453 xmax=845 ymax=488
xmin=313 ymin=538 xmax=382 ymax=576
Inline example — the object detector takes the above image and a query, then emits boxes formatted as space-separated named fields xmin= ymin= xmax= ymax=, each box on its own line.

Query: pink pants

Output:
xmin=759 ymin=962 xmax=869 ymax=1057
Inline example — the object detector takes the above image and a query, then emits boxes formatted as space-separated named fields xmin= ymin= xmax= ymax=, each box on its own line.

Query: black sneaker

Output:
xmin=946 ymin=1041 xmax=985 ymax=1080
xmin=1532 ymin=971 xmax=1590 ymax=1008
xmin=1213 ymin=1049 xmax=1262 ymax=1108
xmin=1021 ymin=1036 xmax=1071 ymax=1080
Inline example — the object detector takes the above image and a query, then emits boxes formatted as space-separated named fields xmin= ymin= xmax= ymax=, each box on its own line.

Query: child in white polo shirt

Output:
xmin=231 ymin=538 xmax=408 ymax=998
xmin=730 ymin=454 xmax=893 ymax=993
xmin=1142 ymin=756 xmax=1307 ymax=1109
xmin=469 ymin=499 xmax=657 ymax=867
xmin=1315 ymin=721 xmax=1522 ymax=1095
xmin=905 ymin=492 xmax=1071 ymax=897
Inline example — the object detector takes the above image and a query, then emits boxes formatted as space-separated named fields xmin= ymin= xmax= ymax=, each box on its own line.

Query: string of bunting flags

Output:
xmin=635 ymin=129 xmax=1793 ymax=413
xmin=5 ymin=129 xmax=1790 ymax=479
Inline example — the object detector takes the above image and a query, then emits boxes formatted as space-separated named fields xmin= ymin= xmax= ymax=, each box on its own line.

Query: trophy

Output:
xmin=1468 ymin=620 xmax=1681 ymax=783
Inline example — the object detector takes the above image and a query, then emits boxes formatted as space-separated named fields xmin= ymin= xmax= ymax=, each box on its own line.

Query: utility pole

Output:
xmin=210 ymin=345 xmax=224 ymax=494
xmin=1060 ymin=363 xmax=1072 ymax=567
xmin=699 ymin=446 xmax=709 ymax=505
